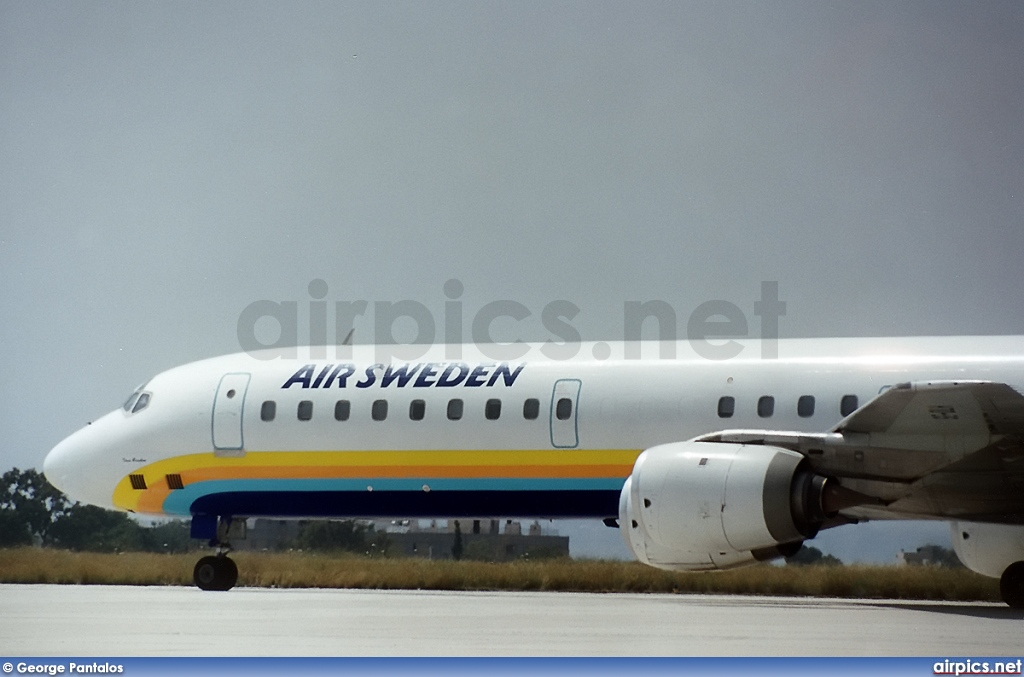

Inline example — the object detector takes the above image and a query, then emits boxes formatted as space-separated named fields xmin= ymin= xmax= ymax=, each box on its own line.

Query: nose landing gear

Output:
xmin=193 ymin=554 xmax=238 ymax=591
xmin=190 ymin=515 xmax=245 ymax=591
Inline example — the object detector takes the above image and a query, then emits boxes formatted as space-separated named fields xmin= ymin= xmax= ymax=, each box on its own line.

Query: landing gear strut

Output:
xmin=1000 ymin=561 xmax=1024 ymax=609
xmin=191 ymin=515 xmax=244 ymax=591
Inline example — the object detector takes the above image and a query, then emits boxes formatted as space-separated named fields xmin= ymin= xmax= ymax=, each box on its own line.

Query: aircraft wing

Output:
xmin=695 ymin=381 xmax=1024 ymax=523
xmin=834 ymin=380 xmax=1024 ymax=439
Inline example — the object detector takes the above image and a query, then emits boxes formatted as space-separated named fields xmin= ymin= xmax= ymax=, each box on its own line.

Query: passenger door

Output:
xmin=212 ymin=373 xmax=251 ymax=456
xmin=550 ymin=378 xmax=581 ymax=448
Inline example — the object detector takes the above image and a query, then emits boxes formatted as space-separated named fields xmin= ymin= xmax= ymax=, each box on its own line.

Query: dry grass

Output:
xmin=0 ymin=547 xmax=1000 ymax=601
xmin=0 ymin=548 xmax=190 ymax=586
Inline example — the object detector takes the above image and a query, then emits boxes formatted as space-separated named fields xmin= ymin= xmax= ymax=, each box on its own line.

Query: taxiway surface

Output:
xmin=1 ymin=584 xmax=1021 ymax=656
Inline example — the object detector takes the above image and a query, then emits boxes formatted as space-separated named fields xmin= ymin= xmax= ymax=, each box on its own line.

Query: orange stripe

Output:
xmin=136 ymin=477 xmax=171 ymax=514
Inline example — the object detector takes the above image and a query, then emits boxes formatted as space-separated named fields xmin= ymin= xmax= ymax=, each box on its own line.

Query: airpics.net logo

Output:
xmin=236 ymin=279 xmax=786 ymax=363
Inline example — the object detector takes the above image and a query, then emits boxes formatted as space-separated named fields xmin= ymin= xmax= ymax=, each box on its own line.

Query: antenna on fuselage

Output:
xmin=342 ymin=328 xmax=355 ymax=346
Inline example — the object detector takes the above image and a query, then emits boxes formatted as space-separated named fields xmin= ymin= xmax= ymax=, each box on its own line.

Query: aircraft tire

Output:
xmin=999 ymin=561 xmax=1024 ymax=609
xmin=193 ymin=555 xmax=238 ymax=591
xmin=219 ymin=556 xmax=239 ymax=591
xmin=193 ymin=556 xmax=221 ymax=591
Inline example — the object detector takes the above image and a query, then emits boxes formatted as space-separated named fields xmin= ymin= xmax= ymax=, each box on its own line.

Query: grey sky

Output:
xmin=2 ymin=2 xmax=1022 ymax=561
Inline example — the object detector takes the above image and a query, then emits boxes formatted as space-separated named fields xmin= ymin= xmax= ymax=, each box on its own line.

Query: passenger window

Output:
xmin=334 ymin=400 xmax=350 ymax=421
xmin=556 ymin=397 xmax=572 ymax=421
xmin=131 ymin=392 xmax=151 ymax=414
xmin=261 ymin=401 xmax=276 ymax=422
xmin=717 ymin=396 xmax=734 ymax=418
xmin=798 ymin=395 xmax=815 ymax=418
xmin=297 ymin=400 xmax=313 ymax=421
xmin=372 ymin=399 xmax=388 ymax=421
xmin=523 ymin=398 xmax=540 ymax=420
xmin=757 ymin=396 xmax=774 ymax=418
xmin=485 ymin=399 xmax=501 ymax=420
xmin=410 ymin=399 xmax=425 ymax=421
xmin=447 ymin=399 xmax=463 ymax=421
xmin=841 ymin=395 xmax=859 ymax=417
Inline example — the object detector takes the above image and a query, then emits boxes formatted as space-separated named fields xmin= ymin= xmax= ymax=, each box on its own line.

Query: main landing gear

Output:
xmin=190 ymin=515 xmax=245 ymax=591
xmin=1000 ymin=562 xmax=1024 ymax=609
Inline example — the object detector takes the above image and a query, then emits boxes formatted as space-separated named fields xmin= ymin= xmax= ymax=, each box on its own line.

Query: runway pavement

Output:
xmin=1 ymin=584 xmax=1021 ymax=656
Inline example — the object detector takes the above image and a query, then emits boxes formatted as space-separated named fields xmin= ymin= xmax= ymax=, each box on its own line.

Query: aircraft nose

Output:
xmin=43 ymin=435 xmax=75 ymax=496
xmin=44 ymin=421 xmax=118 ymax=510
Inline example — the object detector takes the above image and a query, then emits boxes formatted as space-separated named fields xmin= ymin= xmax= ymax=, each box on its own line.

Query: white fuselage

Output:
xmin=43 ymin=336 xmax=1024 ymax=522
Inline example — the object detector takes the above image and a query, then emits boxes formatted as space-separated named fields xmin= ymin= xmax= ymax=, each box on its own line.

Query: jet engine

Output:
xmin=619 ymin=441 xmax=832 ymax=570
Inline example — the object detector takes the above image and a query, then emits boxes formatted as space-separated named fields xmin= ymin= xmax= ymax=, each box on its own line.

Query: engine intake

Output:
xmin=619 ymin=441 xmax=832 ymax=571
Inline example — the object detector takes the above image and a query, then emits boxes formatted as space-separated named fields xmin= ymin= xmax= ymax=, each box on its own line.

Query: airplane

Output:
xmin=42 ymin=336 xmax=1024 ymax=607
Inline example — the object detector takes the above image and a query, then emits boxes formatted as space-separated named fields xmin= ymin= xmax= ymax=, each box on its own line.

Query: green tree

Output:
xmin=0 ymin=509 xmax=32 ymax=547
xmin=785 ymin=545 xmax=843 ymax=566
xmin=0 ymin=466 xmax=196 ymax=553
xmin=932 ymin=546 xmax=964 ymax=568
xmin=137 ymin=520 xmax=193 ymax=553
xmin=47 ymin=504 xmax=142 ymax=552
xmin=0 ymin=467 xmax=73 ymax=544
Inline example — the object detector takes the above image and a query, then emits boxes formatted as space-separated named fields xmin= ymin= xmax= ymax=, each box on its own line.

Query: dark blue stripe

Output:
xmin=162 ymin=477 xmax=623 ymax=516
xmin=189 ymin=489 xmax=620 ymax=519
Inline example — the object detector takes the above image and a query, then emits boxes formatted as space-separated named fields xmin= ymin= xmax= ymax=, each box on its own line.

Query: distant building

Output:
xmin=384 ymin=519 xmax=568 ymax=561
xmin=898 ymin=544 xmax=961 ymax=567
xmin=234 ymin=519 xmax=302 ymax=551
xmin=232 ymin=517 xmax=569 ymax=560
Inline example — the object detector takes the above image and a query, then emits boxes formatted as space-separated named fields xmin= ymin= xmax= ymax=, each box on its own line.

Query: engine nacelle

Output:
xmin=619 ymin=441 xmax=830 ymax=571
xmin=951 ymin=521 xmax=1024 ymax=578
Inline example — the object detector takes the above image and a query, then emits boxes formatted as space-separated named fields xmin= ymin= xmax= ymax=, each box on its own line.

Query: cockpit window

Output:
xmin=132 ymin=392 xmax=151 ymax=413
xmin=123 ymin=383 xmax=152 ymax=414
